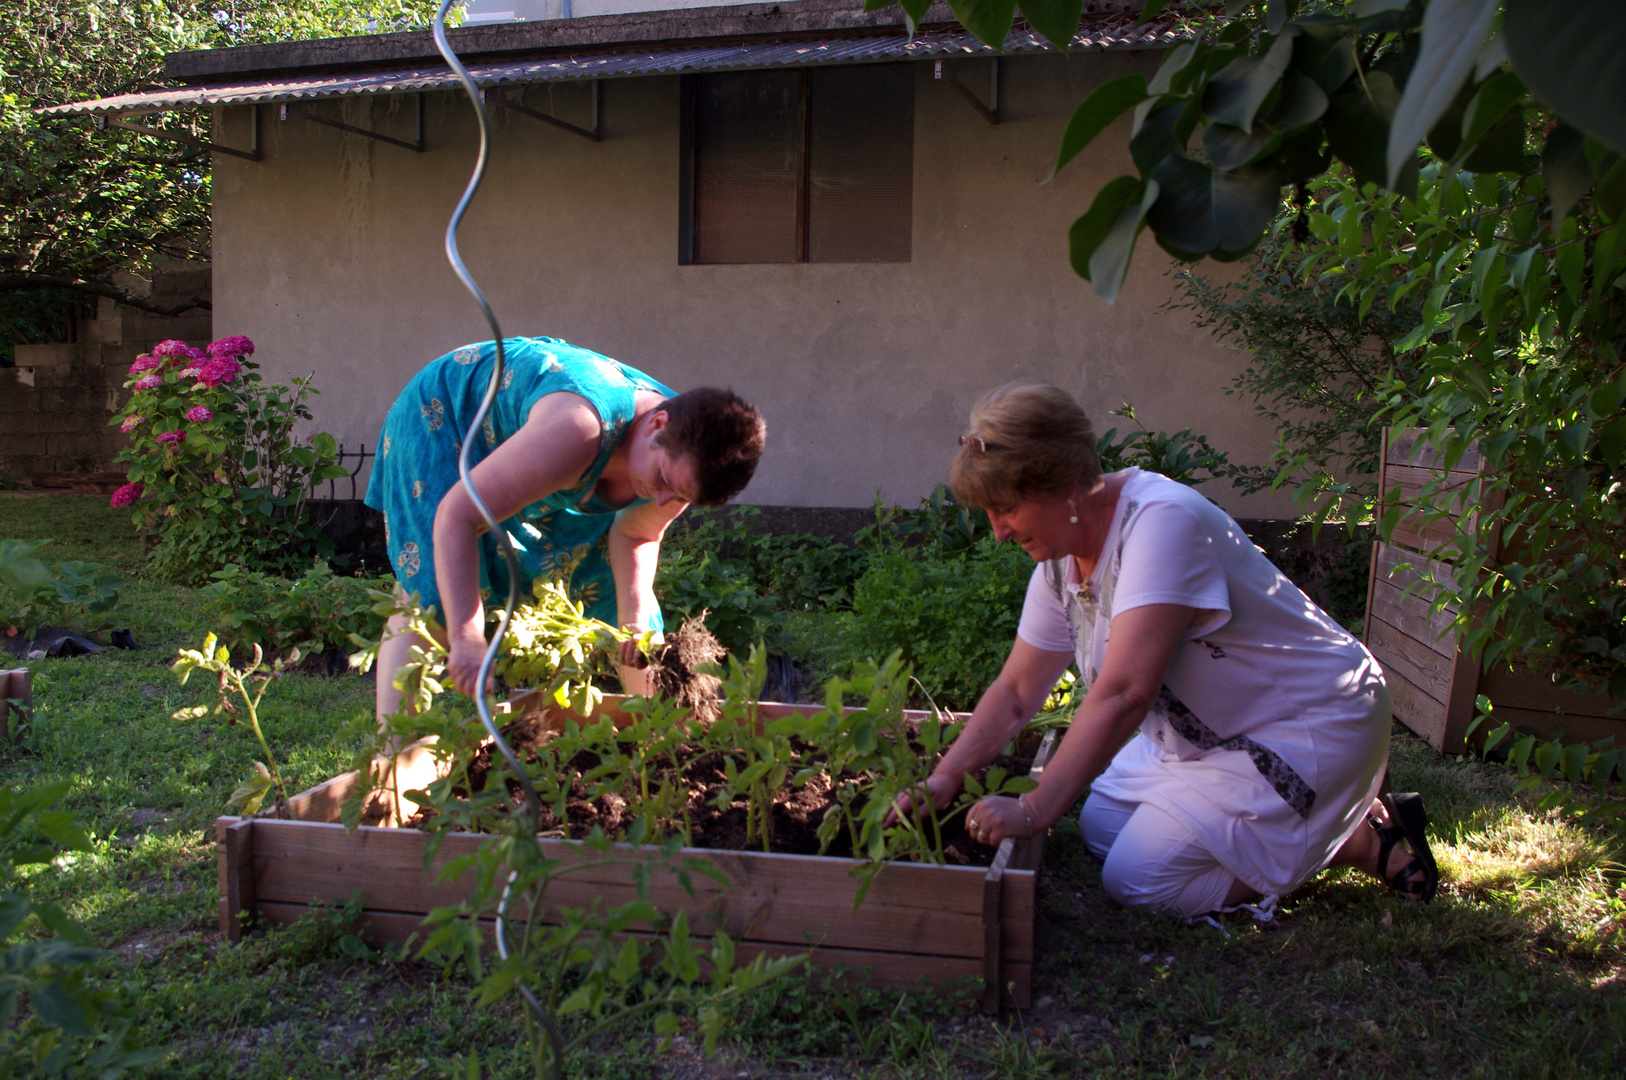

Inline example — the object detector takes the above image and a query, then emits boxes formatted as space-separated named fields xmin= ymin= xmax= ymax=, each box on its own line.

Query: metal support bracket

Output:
xmin=484 ymin=81 xmax=601 ymax=142
xmin=100 ymin=104 xmax=260 ymax=161
xmin=935 ymin=58 xmax=999 ymax=125
xmin=280 ymin=93 xmax=424 ymax=152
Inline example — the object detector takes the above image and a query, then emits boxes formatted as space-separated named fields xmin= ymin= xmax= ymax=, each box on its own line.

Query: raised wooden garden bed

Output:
xmin=217 ymin=694 xmax=1050 ymax=1011
xmin=1364 ymin=428 xmax=1623 ymax=752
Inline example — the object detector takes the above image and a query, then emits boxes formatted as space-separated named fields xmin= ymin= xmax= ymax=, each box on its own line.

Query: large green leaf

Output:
xmin=0 ymin=538 xmax=55 ymax=599
xmin=1205 ymin=123 xmax=1279 ymax=170
xmin=1145 ymin=155 xmax=1281 ymax=256
xmin=1052 ymin=74 xmax=1148 ymax=177
xmin=1089 ymin=180 xmax=1161 ymax=304
xmin=1506 ymin=0 xmax=1626 ymax=155
xmin=1264 ymin=72 xmax=1330 ymax=131
xmin=30 ymin=983 xmax=94 ymax=1037
xmin=1542 ymin=123 xmax=1593 ymax=222
xmin=1291 ymin=21 xmax=1359 ymax=94
xmin=1326 ymin=71 xmax=1409 ymax=192
xmin=1204 ymin=29 xmax=1297 ymax=134
xmin=1019 ymin=0 xmax=1083 ymax=49
xmin=948 ymin=0 xmax=1019 ymax=47
xmin=1386 ymin=0 xmax=1499 ymax=189
xmin=1130 ymin=102 xmax=1190 ymax=176
xmin=1069 ymin=175 xmax=1145 ymax=280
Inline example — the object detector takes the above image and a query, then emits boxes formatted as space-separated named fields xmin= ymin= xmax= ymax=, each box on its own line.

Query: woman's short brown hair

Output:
xmin=654 ymin=387 xmax=766 ymax=507
xmin=948 ymin=382 xmax=1101 ymax=509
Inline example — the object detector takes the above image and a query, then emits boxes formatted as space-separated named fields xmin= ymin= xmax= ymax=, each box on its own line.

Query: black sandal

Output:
xmin=1369 ymin=791 xmax=1438 ymax=902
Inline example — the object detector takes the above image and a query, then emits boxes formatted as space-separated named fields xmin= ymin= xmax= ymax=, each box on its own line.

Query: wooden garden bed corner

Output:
xmin=216 ymin=694 xmax=1052 ymax=1011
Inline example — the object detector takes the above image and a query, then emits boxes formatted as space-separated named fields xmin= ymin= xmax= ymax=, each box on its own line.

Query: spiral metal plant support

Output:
xmin=430 ymin=3 xmax=562 ymax=1073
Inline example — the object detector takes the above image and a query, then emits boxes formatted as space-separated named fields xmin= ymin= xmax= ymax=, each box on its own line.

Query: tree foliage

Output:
xmin=1168 ymin=228 xmax=1422 ymax=507
xmin=0 ymin=1 xmax=447 ymax=315
xmin=866 ymin=0 xmax=1626 ymax=298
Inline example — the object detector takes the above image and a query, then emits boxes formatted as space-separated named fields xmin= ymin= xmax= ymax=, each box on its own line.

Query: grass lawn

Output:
xmin=3 ymin=495 xmax=1625 ymax=1078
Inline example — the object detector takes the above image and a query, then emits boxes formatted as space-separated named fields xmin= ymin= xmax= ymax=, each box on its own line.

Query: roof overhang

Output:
xmin=40 ymin=3 xmax=1183 ymax=118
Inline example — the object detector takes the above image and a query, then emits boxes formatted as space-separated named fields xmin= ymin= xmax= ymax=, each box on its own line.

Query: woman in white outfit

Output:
xmin=902 ymin=383 xmax=1437 ymax=915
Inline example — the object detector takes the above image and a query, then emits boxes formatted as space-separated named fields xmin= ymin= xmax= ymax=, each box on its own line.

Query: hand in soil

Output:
xmin=884 ymin=774 xmax=959 ymax=828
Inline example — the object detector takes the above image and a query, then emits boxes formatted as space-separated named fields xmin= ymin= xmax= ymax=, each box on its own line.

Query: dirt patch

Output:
xmin=647 ymin=617 xmax=726 ymax=721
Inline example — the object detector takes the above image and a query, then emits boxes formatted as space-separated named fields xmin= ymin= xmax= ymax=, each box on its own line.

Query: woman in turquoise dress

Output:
xmin=365 ymin=336 xmax=766 ymax=723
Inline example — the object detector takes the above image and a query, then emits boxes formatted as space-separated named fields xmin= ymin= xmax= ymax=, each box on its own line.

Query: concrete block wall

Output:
xmin=1 ymin=261 xmax=211 ymax=484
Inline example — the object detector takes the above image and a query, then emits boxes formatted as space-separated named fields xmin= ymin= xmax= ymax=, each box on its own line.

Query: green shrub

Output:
xmin=655 ymin=549 xmax=782 ymax=656
xmin=194 ymin=561 xmax=391 ymax=657
xmin=109 ymin=335 xmax=351 ymax=584
xmin=668 ymin=508 xmax=868 ymax=611
xmin=844 ymin=534 xmax=1031 ymax=711
xmin=0 ymin=538 xmax=123 ymax=635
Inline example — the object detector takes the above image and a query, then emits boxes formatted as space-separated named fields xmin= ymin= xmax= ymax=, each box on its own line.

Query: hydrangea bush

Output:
xmin=109 ymin=335 xmax=350 ymax=583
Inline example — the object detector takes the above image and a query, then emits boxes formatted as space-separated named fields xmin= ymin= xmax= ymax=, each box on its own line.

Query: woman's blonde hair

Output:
xmin=948 ymin=382 xmax=1101 ymax=509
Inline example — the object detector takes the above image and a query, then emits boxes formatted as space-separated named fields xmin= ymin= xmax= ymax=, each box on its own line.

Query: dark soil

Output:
xmin=646 ymin=617 xmax=725 ymax=721
xmin=445 ymin=715 xmax=1033 ymax=869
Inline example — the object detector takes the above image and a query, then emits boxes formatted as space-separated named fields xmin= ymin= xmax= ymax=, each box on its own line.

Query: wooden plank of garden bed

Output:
xmin=254 ymin=900 xmax=989 ymax=986
xmin=247 ymin=819 xmax=999 ymax=960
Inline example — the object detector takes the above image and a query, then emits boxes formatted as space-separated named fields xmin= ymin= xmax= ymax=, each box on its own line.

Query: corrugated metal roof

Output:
xmin=40 ymin=23 xmax=1182 ymax=117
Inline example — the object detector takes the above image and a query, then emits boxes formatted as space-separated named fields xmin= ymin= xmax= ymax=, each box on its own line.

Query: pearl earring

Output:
xmin=1068 ymin=499 xmax=1079 ymax=524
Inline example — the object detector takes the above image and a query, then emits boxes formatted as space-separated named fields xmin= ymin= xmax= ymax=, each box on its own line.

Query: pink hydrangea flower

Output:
xmin=128 ymin=354 xmax=161 ymax=376
xmin=156 ymin=430 xmax=186 ymax=445
xmin=197 ymin=355 xmax=243 ymax=387
xmin=152 ymin=339 xmax=203 ymax=360
xmin=132 ymin=373 xmax=164 ymax=391
xmin=208 ymin=335 xmax=255 ymax=360
xmin=119 ymin=414 xmax=145 ymax=432
xmin=109 ymin=482 xmax=144 ymax=508
xmin=184 ymin=405 xmax=213 ymax=423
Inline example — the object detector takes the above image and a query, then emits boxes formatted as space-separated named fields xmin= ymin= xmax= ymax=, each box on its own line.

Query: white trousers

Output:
xmin=1080 ymin=790 xmax=1239 ymax=918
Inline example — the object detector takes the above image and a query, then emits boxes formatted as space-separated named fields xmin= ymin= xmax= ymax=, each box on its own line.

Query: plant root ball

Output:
xmin=649 ymin=615 xmax=724 ymax=720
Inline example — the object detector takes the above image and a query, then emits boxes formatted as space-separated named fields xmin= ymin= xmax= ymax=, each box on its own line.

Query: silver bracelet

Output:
xmin=1017 ymin=793 xmax=1038 ymax=837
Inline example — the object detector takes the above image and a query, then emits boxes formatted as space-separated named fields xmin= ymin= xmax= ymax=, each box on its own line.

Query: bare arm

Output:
xmin=932 ymin=639 xmax=1074 ymax=791
xmin=970 ymin=603 xmax=1199 ymax=845
xmin=608 ymin=497 xmax=688 ymax=633
xmin=434 ymin=393 xmax=600 ymax=695
xmin=606 ymin=497 xmax=689 ymax=694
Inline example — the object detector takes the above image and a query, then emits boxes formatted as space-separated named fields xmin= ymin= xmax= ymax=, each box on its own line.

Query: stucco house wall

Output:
xmin=209 ymin=49 xmax=1292 ymax=516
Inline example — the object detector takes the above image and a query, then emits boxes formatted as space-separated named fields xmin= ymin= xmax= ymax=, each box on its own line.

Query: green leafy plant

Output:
xmin=171 ymin=633 xmax=301 ymax=818
xmin=707 ymin=645 xmax=802 ymax=852
xmin=655 ymin=548 xmax=782 ymax=657
xmin=499 ymin=579 xmax=652 ymax=715
xmin=844 ymin=533 xmax=1031 ymax=711
xmin=196 ymin=560 xmax=392 ymax=658
xmin=1465 ymin=695 xmax=1626 ymax=830
xmin=415 ymin=823 xmax=802 ymax=1080
xmin=807 ymin=653 xmax=1036 ymax=905
xmin=0 ymin=538 xmax=122 ymax=635
xmin=1301 ymin=157 xmax=1626 ymax=700
xmin=108 ymin=334 xmax=352 ymax=584
xmin=1 ymin=781 xmax=162 ymax=1076
xmin=1095 ymin=403 xmax=1234 ymax=487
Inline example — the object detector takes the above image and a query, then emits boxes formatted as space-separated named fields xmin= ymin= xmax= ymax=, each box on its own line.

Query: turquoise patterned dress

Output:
xmin=364 ymin=337 xmax=674 ymax=629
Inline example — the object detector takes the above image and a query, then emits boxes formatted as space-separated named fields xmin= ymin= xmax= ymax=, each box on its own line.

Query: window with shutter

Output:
xmin=682 ymin=64 xmax=914 ymax=265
